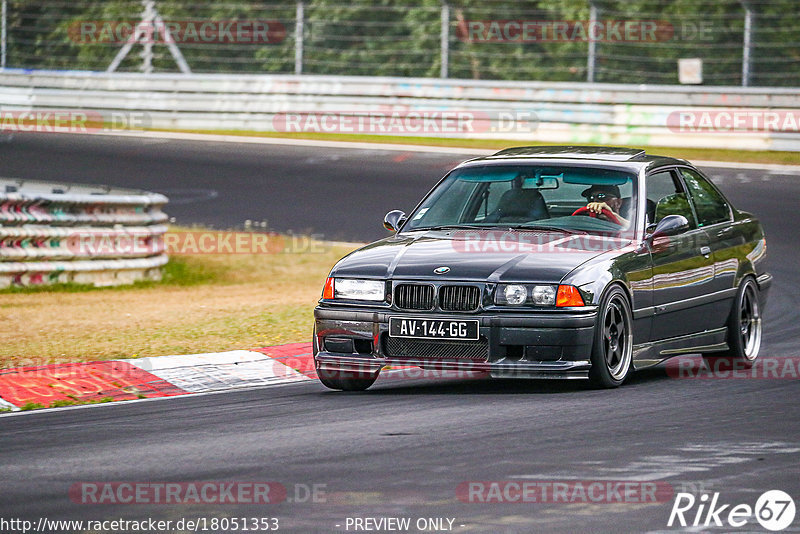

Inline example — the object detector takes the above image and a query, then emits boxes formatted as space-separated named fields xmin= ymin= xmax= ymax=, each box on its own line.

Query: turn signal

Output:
xmin=556 ymin=285 xmax=585 ymax=307
xmin=322 ymin=277 xmax=335 ymax=299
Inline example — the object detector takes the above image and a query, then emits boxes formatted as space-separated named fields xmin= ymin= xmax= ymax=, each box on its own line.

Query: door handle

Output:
xmin=700 ymin=246 xmax=712 ymax=257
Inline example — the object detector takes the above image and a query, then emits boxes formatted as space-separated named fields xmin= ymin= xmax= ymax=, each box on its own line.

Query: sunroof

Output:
xmin=490 ymin=146 xmax=647 ymax=161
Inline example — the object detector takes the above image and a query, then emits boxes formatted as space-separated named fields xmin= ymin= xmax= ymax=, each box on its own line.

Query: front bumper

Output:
xmin=313 ymin=305 xmax=597 ymax=379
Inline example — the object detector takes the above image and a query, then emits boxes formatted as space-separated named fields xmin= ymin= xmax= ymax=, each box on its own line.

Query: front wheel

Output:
xmin=589 ymin=286 xmax=633 ymax=388
xmin=313 ymin=327 xmax=380 ymax=391
xmin=704 ymin=277 xmax=762 ymax=368
xmin=317 ymin=367 xmax=380 ymax=391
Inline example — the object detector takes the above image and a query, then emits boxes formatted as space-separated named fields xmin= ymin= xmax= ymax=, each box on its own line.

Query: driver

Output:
xmin=581 ymin=184 xmax=630 ymax=227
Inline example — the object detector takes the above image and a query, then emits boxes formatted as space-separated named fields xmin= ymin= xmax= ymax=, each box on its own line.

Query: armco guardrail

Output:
xmin=0 ymin=177 xmax=168 ymax=288
xmin=0 ymin=70 xmax=799 ymax=151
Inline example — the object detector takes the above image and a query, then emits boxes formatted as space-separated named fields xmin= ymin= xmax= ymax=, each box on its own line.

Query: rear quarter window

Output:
xmin=680 ymin=168 xmax=730 ymax=227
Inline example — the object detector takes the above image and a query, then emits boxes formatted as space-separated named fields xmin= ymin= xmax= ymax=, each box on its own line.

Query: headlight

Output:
xmin=496 ymin=284 xmax=559 ymax=306
xmin=503 ymin=284 xmax=527 ymax=305
xmin=531 ymin=285 xmax=556 ymax=306
xmin=327 ymin=278 xmax=385 ymax=301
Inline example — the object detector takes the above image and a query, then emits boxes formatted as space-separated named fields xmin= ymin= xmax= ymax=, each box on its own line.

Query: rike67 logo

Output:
xmin=668 ymin=490 xmax=796 ymax=531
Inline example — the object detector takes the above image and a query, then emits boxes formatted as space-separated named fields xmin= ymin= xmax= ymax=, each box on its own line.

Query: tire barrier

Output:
xmin=0 ymin=177 xmax=168 ymax=288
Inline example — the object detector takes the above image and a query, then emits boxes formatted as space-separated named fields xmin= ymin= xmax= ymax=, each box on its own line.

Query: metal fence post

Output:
xmin=1 ymin=0 xmax=7 ymax=70
xmin=741 ymin=0 xmax=754 ymax=87
xmin=295 ymin=1 xmax=304 ymax=75
xmin=587 ymin=0 xmax=597 ymax=82
xmin=107 ymin=0 xmax=190 ymax=74
xmin=141 ymin=0 xmax=154 ymax=74
xmin=440 ymin=2 xmax=449 ymax=78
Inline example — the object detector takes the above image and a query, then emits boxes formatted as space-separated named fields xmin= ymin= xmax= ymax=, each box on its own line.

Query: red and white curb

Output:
xmin=0 ymin=342 xmax=314 ymax=412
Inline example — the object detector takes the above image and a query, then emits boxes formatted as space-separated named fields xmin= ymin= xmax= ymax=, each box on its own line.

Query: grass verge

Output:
xmin=0 ymin=230 xmax=355 ymax=368
xmin=154 ymin=129 xmax=800 ymax=166
xmin=17 ymin=397 xmax=115 ymax=411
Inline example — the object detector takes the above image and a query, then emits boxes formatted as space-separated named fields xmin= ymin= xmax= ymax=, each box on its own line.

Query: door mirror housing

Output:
xmin=646 ymin=214 xmax=689 ymax=240
xmin=383 ymin=210 xmax=407 ymax=232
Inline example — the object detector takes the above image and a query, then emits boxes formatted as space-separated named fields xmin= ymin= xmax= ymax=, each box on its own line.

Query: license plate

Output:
xmin=389 ymin=317 xmax=479 ymax=340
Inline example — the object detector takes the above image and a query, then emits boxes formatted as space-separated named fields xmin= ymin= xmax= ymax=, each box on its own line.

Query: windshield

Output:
xmin=403 ymin=164 xmax=638 ymax=235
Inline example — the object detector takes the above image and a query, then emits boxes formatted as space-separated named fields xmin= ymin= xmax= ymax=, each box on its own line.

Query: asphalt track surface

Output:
xmin=1 ymin=133 xmax=799 ymax=533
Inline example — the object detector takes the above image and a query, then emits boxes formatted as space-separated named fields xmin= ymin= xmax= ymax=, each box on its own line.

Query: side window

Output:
xmin=646 ymin=170 xmax=697 ymax=228
xmin=646 ymin=171 xmax=680 ymax=204
xmin=680 ymin=168 xmax=730 ymax=227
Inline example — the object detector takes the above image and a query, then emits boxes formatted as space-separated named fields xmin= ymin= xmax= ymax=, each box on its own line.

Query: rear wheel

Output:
xmin=704 ymin=277 xmax=762 ymax=368
xmin=317 ymin=367 xmax=380 ymax=391
xmin=589 ymin=286 xmax=633 ymax=388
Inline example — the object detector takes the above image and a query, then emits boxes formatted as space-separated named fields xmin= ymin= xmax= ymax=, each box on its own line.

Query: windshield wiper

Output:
xmin=411 ymin=224 xmax=586 ymax=234
xmin=514 ymin=224 xmax=586 ymax=235
xmin=412 ymin=224 xmax=485 ymax=231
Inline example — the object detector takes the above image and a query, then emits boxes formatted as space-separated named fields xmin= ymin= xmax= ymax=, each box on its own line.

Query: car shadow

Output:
xmin=319 ymin=362 xmax=676 ymax=396
xmin=367 ymin=377 xmax=590 ymax=395
xmin=625 ymin=364 xmax=674 ymax=384
xmin=373 ymin=367 xmax=672 ymax=395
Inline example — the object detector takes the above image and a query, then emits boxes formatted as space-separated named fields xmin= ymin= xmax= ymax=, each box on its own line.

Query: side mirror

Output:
xmin=646 ymin=214 xmax=689 ymax=240
xmin=383 ymin=210 xmax=407 ymax=232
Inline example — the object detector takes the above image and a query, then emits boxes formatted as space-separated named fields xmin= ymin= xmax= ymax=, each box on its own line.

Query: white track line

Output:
xmin=0 ymin=397 xmax=17 ymax=411
xmin=91 ymin=130 xmax=800 ymax=172
xmin=95 ymin=130 xmax=493 ymax=155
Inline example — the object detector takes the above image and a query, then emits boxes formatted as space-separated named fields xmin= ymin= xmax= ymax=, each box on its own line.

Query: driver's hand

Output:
xmin=587 ymin=201 xmax=611 ymax=215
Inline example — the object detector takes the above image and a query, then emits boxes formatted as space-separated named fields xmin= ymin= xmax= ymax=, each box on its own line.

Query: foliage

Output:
xmin=4 ymin=1 xmax=799 ymax=85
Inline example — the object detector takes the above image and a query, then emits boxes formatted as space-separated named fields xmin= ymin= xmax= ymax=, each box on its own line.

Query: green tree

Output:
xmin=2 ymin=0 xmax=798 ymax=85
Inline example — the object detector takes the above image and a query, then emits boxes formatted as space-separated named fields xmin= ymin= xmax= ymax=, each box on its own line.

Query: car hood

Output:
xmin=331 ymin=229 xmax=630 ymax=283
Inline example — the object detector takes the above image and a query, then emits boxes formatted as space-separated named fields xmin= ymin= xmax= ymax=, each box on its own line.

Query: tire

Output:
xmin=589 ymin=286 xmax=634 ymax=388
xmin=312 ymin=326 xmax=380 ymax=391
xmin=704 ymin=277 xmax=762 ymax=368
xmin=317 ymin=367 xmax=380 ymax=391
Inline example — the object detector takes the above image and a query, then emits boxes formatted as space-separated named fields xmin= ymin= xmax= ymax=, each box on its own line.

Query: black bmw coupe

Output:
xmin=313 ymin=146 xmax=771 ymax=389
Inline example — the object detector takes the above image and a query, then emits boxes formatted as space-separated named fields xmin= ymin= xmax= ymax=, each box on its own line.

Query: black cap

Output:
xmin=581 ymin=184 xmax=621 ymax=199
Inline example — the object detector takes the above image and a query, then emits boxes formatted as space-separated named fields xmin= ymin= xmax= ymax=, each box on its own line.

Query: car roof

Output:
xmin=457 ymin=145 xmax=690 ymax=172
